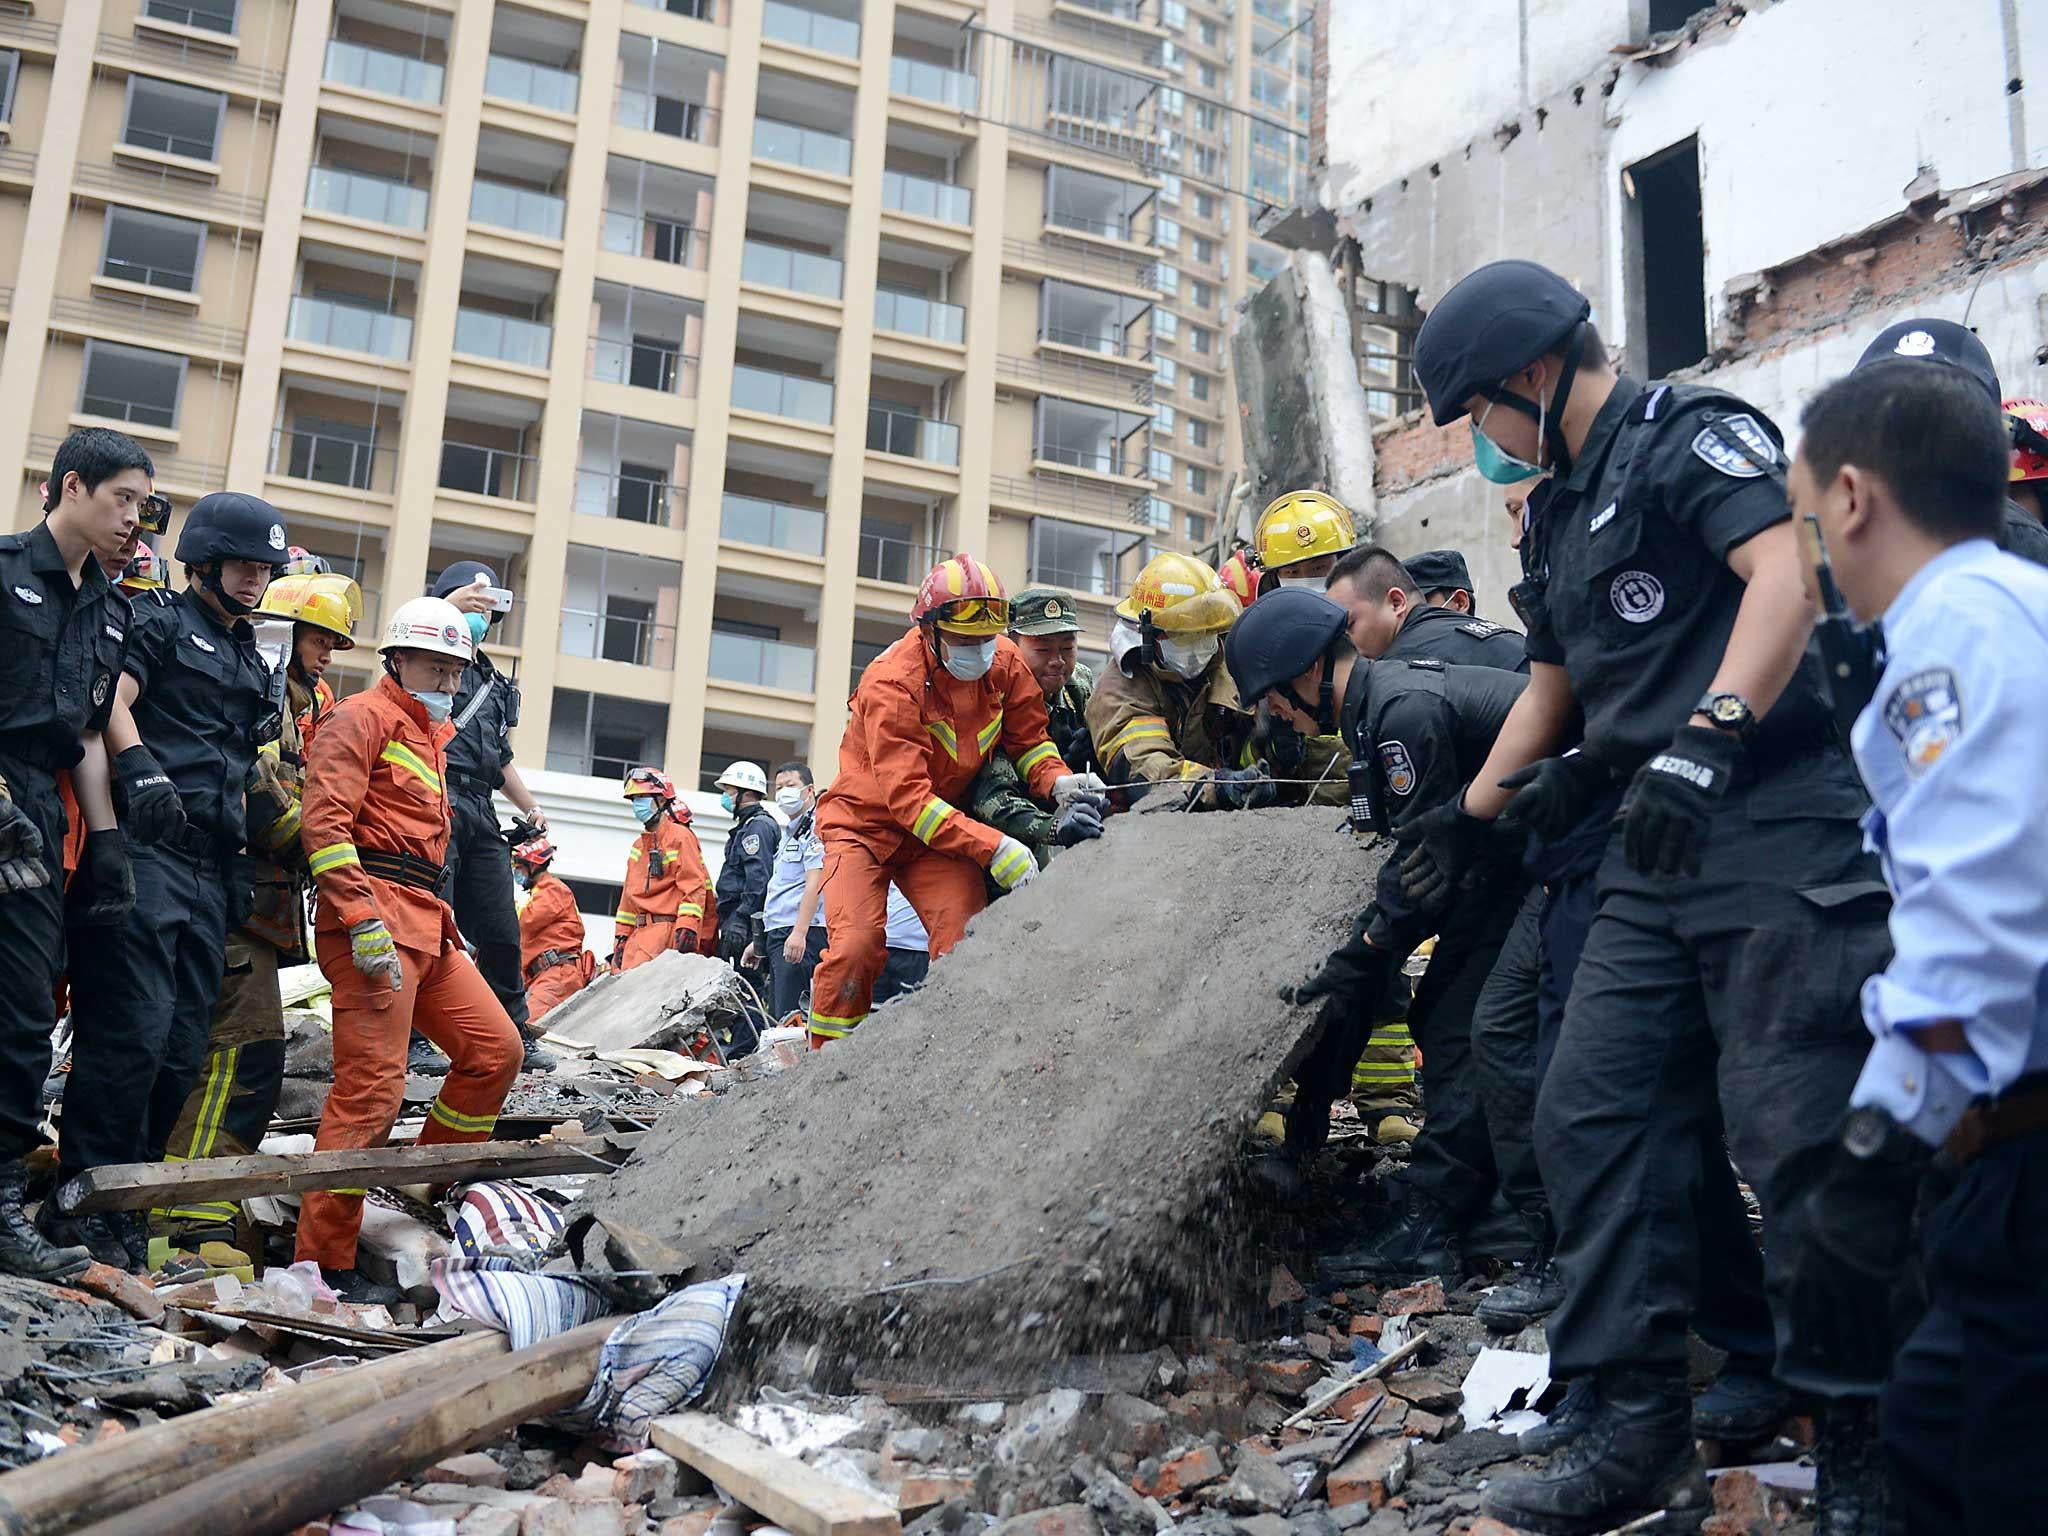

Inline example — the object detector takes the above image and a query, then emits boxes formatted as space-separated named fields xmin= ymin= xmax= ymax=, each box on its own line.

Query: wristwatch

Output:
xmin=1695 ymin=691 xmax=1757 ymax=736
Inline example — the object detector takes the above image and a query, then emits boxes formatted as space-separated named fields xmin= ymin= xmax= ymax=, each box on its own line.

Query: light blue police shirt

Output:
xmin=761 ymin=813 xmax=826 ymax=932
xmin=885 ymin=883 xmax=930 ymax=953
xmin=1847 ymin=538 xmax=2048 ymax=1145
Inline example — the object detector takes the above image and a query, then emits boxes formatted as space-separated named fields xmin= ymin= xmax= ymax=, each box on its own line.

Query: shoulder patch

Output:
xmin=741 ymin=833 xmax=761 ymax=855
xmin=1882 ymin=667 xmax=1962 ymax=777
xmin=1690 ymin=412 xmax=1778 ymax=478
xmin=1378 ymin=740 xmax=1417 ymax=796
xmin=1457 ymin=620 xmax=1504 ymax=638
xmin=12 ymin=584 xmax=42 ymax=605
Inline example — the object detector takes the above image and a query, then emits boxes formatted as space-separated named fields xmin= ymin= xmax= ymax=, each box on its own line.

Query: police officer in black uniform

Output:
xmin=55 ymin=491 xmax=286 ymax=1272
xmin=1402 ymin=547 xmax=1478 ymax=613
xmin=1398 ymin=260 xmax=1892 ymax=1535
xmin=0 ymin=429 xmax=149 ymax=1279
xmin=1229 ymin=587 xmax=1529 ymax=1279
xmin=711 ymin=762 xmax=780 ymax=975
xmin=430 ymin=560 xmax=554 ymax=1074
xmin=1324 ymin=543 xmax=1530 ymax=672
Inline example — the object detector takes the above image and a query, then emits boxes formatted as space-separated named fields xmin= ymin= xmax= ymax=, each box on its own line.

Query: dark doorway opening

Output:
xmin=1627 ymin=136 xmax=1708 ymax=378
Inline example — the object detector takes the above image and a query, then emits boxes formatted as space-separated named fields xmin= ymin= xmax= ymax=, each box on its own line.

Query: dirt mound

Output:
xmin=584 ymin=806 xmax=1380 ymax=1385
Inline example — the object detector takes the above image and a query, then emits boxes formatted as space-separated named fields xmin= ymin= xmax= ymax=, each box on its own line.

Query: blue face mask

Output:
xmin=942 ymin=637 xmax=998 ymax=682
xmin=465 ymin=612 xmax=489 ymax=645
xmin=1470 ymin=390 xmax=1548 ymax=486
xmin=631 ymin=796 xmax=659 ymax=825
xmin=410 ymin=689 xmax=453 ymax=721
xmin=719 ymin=791 xmax=735 ymax=814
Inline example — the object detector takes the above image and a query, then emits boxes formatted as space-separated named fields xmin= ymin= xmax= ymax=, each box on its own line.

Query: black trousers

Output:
xmin=1883 ymin=1130 xmax=2048 ymax=1534
xmin=1536 ymin=752 xmax=1890 ymax=1378
xmin=874 ymin=947 xmax=929 ymax=1007
xmin=64 ymin=841 xmax=229 ymax=1175
xmin=765 ymin=925 xmax=828 ymax=1019
xmin=0 ymin=756 xmax=65 ymax=1165
xmin=445 ymin=790 xmax=528 ymax=1030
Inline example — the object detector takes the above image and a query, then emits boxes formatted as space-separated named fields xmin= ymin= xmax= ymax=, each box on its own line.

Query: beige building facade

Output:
xmin=0 ymin=0 xmax=1306 ymax=789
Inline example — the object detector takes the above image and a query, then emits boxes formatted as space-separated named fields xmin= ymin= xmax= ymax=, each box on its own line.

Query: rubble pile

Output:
xmin=586 ymin=808 xmax=1378 ymax=1378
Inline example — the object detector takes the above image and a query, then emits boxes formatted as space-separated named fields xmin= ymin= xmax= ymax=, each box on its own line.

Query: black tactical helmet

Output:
xmin=1224 ymin=586 xmax=1349 ymax=706
xmin=1414 ymin=260 xmax=1592 ymax=426
xmin=432 ymin=559 xmax=499 ymax=599
xmin=1854 ymin=317 xmax=2000 ymax=405
xmin=175 ymin=491 xmax=289 ymax=569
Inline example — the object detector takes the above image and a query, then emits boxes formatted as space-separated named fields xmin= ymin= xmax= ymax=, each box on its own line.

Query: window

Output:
xmin=1187 ymin=512 xmax=1211 ymax=543
xmin=1160 ymin=0 xmax=1187 ymax=27
xmin=285 ymin=416 xmax=377 ymax=488
xmin=1190 ymin=324 xmax=1213 ymax=355
xmin=1148 ymin=447 xmax=1172 ymax=480
xmin=1155 ymin=356 xmax=1176 ymax=390
xmin=101 ymin=207 xmax=204 ymax=292
xmin=1155 ymin=216 xmax=1180 ymax=250
xmin=1156 ymin=263 xmax=1179 ymax=295
xmin=1648 ymin=0 xmax=1714 ymax=30
xmin=1197 ymin=62 xmax=1218 ymax=89
xmin=1159 ymin=173 xmax=1181 ymax=205
xmin=1194 ymin=146 xmax=1222 ymax=179
xmin=1194 ymin=103 xmax=1219 ymax=133
xmin=1199 ymin=19 xmax=1219 ymax=45
xmin=1154 ymin=404 xmax=1176 ymax=432
xmin=1186 ymin=418 xmax=1210 ymax=449
xmin=1186 ymin=464 xmax=1208 ymax=495
xmin=1146 ymin=496 xmax=1172 ymax=530
xmin=123 ymin=76 xmax=226 ymax=163
xmin=1193 ymin=236 xmax=1216 ymax=265
xmin=1192 ymin=281 xmax=1216 ymax=310
xmin=1626 ymin=136 xmax=1708 ymax=377
xmin=1159 ymin=88 xmax=1184 ymax=118
xmin=80 ymin=340 xmax=184 ymax=428
xmin=1153 ymin=309 xmax=1178 ymax=340
xmin=1195 ymin=191 xmax=1218 ymax=219
xmin=562 ymin=547 xmax=682 ymax=668
xmin=143 ymin=0 xmax=239 ymax=34
xmin=0 ymin=50 xmax=17 ymax=125
xmin=547 ymin=688 xmax=670 ymax=781
xmin=1187 ymin=369 xmax=1211 ymax=401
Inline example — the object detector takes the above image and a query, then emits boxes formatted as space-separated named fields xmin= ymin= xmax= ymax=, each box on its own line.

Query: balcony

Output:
xmin=602 ymin=210 xmax=707 ymax=269
xmin=286 ymin=294 xmax=413 ymax=360
xmin=889 ymin=55 xmax=975 ymax=110
xmin=880 ymin=168 xmax=969 ymax=225
xmin=269 ymin=426 xmax=397 ymax=494
xmin=484 ymin=53 xmax=578 ymax=114
xmin=753 ymin=117 xmax=851 ymax=177
xmin=324 ymin=39 xmax=444 ymax=104
xmin=867 ymin=405 xmax=959 ymax=466
xmin=306 ymin=165 xmax=428 ymax=230
xmin=440 ymin=440 xmax=537 ymax=501
xmin=739 ymin=239 xmax=843 ymax=300
xmin=548 ymin=689 xmax=670 ymax=780
xmin=708 ymin=630 xmax=816 ymax=693
xmin=575 ymin=465 xmax=685 ymax=527
xmin=720 ymin=493 xmax=826 ymax=557
xmin=732 ymin=364 xmax=833 ymax=426
xmin=762 ymin=0 xmax=858 ymax=58
xmin=873 ymin=289 xmax=964 ymax=345
xmin=615 ymin=88 xmax=718 ymax=144
xmin=561 ymin=548 xmax=682 ymax=669
xmin=589 ymin=283 xmax=702 ymax=398
xmin=454 ymin=307 xmax=552 ymax=369
xmin=470 ymin=177 xmax=565 ymax=240
xmin=615 ymin=36 xmax=723 ymax=146
xmin=856 ymin=523 xmax=940 ymax=585
xmin=590 ymin=335 xmax=697 ymax=397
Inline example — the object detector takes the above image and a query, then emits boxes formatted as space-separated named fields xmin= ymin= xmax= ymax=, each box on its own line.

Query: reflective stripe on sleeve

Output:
xmin=380 ymin=741 xmax=443 ymax=793
xmin=976 ymin=713 xmax=1004 ymax=753
xmin=1016 ymin=740 xmax=1058 ymax=775
xmin=1101 ymin=717 xmax=1171 ymax=766
xmin=988 ymin=841 xmax=1034 ymax=887
xmin=308 ymin=841 xmax=361 ymax=877
xmin=926 ymin=721 xmax=960 ymax=760
xmin=911 ymin=797 xmax=955 ymax=844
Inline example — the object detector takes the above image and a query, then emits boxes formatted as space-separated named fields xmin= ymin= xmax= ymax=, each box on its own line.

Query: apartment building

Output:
xmin=0 ymin=0 xmax=1308 ymax=810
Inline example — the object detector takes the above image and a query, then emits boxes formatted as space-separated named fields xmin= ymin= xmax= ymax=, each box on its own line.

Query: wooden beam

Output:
xmin=70 ymin=1319 xmax=617 ymax=1536
xmin=57 ymin=1135 xmax=642 ymax=1213
xmin=0 ymin=1330 xmax=510 ymax=1536
xmin=651 ymin=1413 xmax=902 ymax=1536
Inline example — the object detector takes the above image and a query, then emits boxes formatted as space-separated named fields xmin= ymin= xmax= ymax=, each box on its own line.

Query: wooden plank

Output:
xmin=652 ymin=1412 xmax=903 ymax=1536
xmin=58 ymin=1134 xmax=642 ymax=1213
xmin=1280 ymin=1329 xmax=1430 ymax=1429
xmin=0 ymin=1330 xmax=510 ymax=1536
xmin=71 ymin=1319 xmax=617 ymax=1536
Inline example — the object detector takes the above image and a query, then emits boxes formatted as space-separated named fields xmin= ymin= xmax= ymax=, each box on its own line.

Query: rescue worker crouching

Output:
xmin=613 ymin=766 xmax=715 ymax=970
xmin=512 ymin=836 xmax=594 ymax=1022
xmin=293 ymin=596 xmax=523 ymax=1303
xmin=807 ymin=554 xmax=1094 ymax=1045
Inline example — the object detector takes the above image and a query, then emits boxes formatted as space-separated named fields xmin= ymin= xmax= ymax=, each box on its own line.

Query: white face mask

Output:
xmin=774 ymin=786 xmax=806 ymax=816
xmin=942 ymin=637 xmax=997 ymax=682
xmin=1157 ymin=635 xmax=1218 ymax=679
xmin=1276 ymin=575 xmax=1325 ymax=593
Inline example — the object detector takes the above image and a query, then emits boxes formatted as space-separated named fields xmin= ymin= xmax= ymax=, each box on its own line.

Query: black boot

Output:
xmin=35 ymin=1199 xmax=130 ymax=1271
xmin=1519 ymin=1375 xmax=1601 ymax=1456
xmin=1317 ymin=1190 xmax=1457 ymax=1285
xmin=1482 ymin=1366 xmax=1711 ymax=1535
xmin=0 ymin=1165 xmax=92 ymax=1281
xmin=521 ymin=1035 xmax=559 ymax=1073
xmin=1462 ymin=1191 xmax=1538 ymax=1264
xmin=1691 ymin=1356 xmax=1790 ymax=1440
xmin=320 ymin=1266 xmax=403 ymax=1306
xmin=1813 ymin=1398 xmax=1888 ymax=1536
xmin=1477 ymin=1211 xmax=1565 ymax=1331
xmin=111 ymin=1211 xmax=151 ymax=1274
xmin=406 ymin=1034 xmax=450 ymax=1078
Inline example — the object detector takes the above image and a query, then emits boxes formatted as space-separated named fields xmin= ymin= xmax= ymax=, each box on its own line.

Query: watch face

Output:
xmin=1843 ymin=1108 xmax=1888 ymax=1159
xmin=1711 ymin=695 xmax=1747 ymax=725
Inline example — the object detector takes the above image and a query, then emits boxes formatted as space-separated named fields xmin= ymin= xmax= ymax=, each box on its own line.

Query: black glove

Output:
xmin=1778 ymin=1109 xmax=1931 ymax=1396
xmin=0 ymin=792 xmax=51 ymax=895
xmin=1497 ymin=750 xmax=1616 ymax=841
xmin=609 ymin=939 xmax=627 ymax=968
xmin=718 ymin=924 xmax=748 ymax=962
xmin=68 ymin=830 xmax=135 ymax=925
xmin=1621 ymin=724 xmax=1741 ymax=878
xmin=112 ymin=744 xmax=187 ymax=846
xmin=1209 ymin=764 xmax=1278 ymax=811
xmin=1397 ymin=799 xmax=1493 ymax=911
xmin=1279 ymin=914 xmax=1395 ymax=1013
xmin=674 ymin=925 xmax=698 ymax=953
xmin=1052 ymin=793 xmax=1106 ymax=847
xmin=226 ymin=855 xmax=259 ymax=932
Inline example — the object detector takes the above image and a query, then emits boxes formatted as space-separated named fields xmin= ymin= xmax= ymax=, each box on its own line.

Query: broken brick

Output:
xmin=1222 ymin=1445 xmax=1297 ymax=1514
xmin=458 ymin=1511 xmax=522 ymax=1536
xmin=1403 ymin=1409 xmax=1462 ymax=1442
xmin=987 ymin=1504 xmax=1102 ymax=1536
xmin=655 ymin=1513 xmax=717 ymax=1536
xmin=1267 ymin=1265 xmax=1307 ymax=1307
xmin=429 ymin=1453 xmax=510 ymax=1489
xmin=1384 ymin=1373 xmax=1462 ymax=1412
xmin=1249 ymin=1358 xmax=1320 ymax=1397
xmin=1325 ymin=1440 xmax=1411 ymax=1510
xmin=1709 ymin=1467 xmax=1787 ymax=1534
xmin=1304 ymin=1332 xmax=1332 ymax=1362
xmin=1379 ymin=1279 xmax=1446 ymax=1316
xmin=1461 ymin=1521 xmax=1523 ymax=1536
xmin=899 ymin=1474 xmax=978 ymax=1516
xmin=1330 ymin=1379 xmax=1387 ymax=1422
xmin=611 ymin=1451 xmax=679 ymax=1505
xmin=1133 ymin=1444 xmax=1225 ymax=1500
xmin=70 ymin=1263 xmax=165 ymax=1323
xmin=1100 ymin=1393 xmax=1169 ymax=1460
xmin=1349 ymin=1316 xmax=1383 ymax=1341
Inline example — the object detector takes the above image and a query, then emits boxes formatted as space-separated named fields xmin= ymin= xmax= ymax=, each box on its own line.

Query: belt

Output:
xmin=358 ymin=846 xmax=446 ymax=892
xmin=160 ymin=822 xmax=235 ymax=863
xmin=525 ymin=947 xmax=580 ymax=978
xmin=446 ymin=768 xmax=495 ymax=796
xmin=1945 ymin=1075 xmax=2048 ymax=1166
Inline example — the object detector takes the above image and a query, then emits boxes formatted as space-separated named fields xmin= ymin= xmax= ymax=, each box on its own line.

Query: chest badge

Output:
xmin=1690 ymin=413 xmax=1777 ymax=478
xmin=12 ymin=584 xmax=43 ymax=605
xmin=1609 ymin=570 xmax=1666 ymax=624
xmin=188 ymin=634 xmax=218 ymax=653
xmin=1882 ymin=667 xmax=1962 ymax=778
xmin=1589 ymin=503 xmax=1617 ymax=534
xmin=1378 ymin=740 xmax=1416 ymax=796
xmin=92 ymin=674 xmax=110 ymax=706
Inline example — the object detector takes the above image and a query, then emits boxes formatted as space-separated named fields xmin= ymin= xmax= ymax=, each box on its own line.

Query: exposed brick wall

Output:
xmin=1373 ymin=413 xmax=1471 ymax=496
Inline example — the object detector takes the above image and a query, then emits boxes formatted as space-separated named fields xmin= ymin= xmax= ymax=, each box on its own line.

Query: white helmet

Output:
xmin=378 ymin=596 xmax=475 ymax=662
xmin=714 ymin=760 xmax=768 ymax=796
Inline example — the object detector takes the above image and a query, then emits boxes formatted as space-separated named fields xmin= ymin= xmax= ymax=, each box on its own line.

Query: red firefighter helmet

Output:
xmin=1218 ymin=547 xmax=1260 ymax=610
xmin=911 ymin=553 xmax=1011 ymax=637
xmin=510 ymin=836 xmax=556 ymax=875
xmin=2005 ymin=397 xmax=2048 ymax=483
xmin=622 ymin=765 xmax=677 ymax=802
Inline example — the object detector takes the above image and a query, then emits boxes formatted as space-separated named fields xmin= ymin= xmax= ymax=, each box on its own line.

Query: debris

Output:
xmin=1249 ymin=1360 xmax=1319 ymax=1399
xmin=1453 ymin=1349 xmax=1552 ymax=1430
xmin=1280 ymin=1333 xmax=1430 ymax=1430
xmin=1324 ymin=1442 xmax=1410 ymax=1512
xmin=1377 ymin=1282 xmax=1445 ymax=1318
xmin=651 ymin=1413 xmax=903 ymax=1536
xmin=1382 ymin=1374 xmax=1460 ymax=1413
xmin=1265 ymin=1268 xmax=1307 ymax=1309
xmin=1221 ymin=1450 xmax=1297 ymax=1515
xmin=427 ymin=1454 xmax=510 ymax=1490
xmin=1133 ymin=1445 xmax=1225 ymax=1501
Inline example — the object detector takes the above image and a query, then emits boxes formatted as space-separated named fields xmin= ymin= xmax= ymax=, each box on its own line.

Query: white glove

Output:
xmin=348 ymin=917 xmax=404 ymax=993
xmin=1052 ymin=772 xmax=1107 ymax=804
xmin=988 ymin=835 xmax=1039 ymax=891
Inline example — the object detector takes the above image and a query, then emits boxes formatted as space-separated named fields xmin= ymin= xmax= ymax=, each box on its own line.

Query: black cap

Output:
xmin=432 ymin=559 xmax=499 ymax=599
xmin=174 ymin=491 xmax=288 ymax=567
xmin=1404 ymin=548 xmax=1473 ymax=596
xmin=1223 ymin=586 xmax=1349 ymax=705
xmin=1854 ymin=318 xmax=2001 ymax=405
xmin=1414 ymin=260 xmax=1592 ymax=426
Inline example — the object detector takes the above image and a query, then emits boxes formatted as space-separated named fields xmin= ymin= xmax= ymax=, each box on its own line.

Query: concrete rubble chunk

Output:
xmin=1266 ymin=1267 xmax=1307 ymax=1308
xmin=429 ymin=1452 xmax=511 ymax=1489
xmin=458 ymin=1511 xmax=523 ymax=1536
xmin=1232 ymin=1515 xmax=1292 ymax=1536
xmin=1383 ymin=1373 xmax=1462 ymax=1412
xmin=995 ymin=1389 xmax=1091 ymax=1471
xmin=1325 ymin=1441 xmax=1411 ymax=1511
xmin=1100 ymin=1393 xmax=1170 ymax=1461
xmin=987 ymin=1504 xmax=1103 ymax=1536
xmin=1249 ymin=1359 xmax=1319 ymax=1399
xmin=1221 ymin=1448 xmax=1298 ymax=1515
xmin=612 ymin=1449 xmax=680 ymax=1505
xmin=887 ymin=1427 xmax=951 ymax=1464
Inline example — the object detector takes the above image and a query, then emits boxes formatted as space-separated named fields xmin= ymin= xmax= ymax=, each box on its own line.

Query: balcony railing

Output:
xmin=856 ymin=530 xmax=940 ymax=585
xmin=731 ymin=364 xmax=833 ymax=425
xmin=269 ymin=426 xmax=396 ymax=494
xmin=997 ymin=351 xmax=1152 ymax=406
xmin=1035 ymin=440 xmax=1139 ymax=477
xmin=880 ymin=168 xmax=970 ymax=225
xmin=99 ymin=31 xmax=286 ymax=96
xmin=708 ymin=631 xmax=816 ymax=693
xmin=560 ymin=608 xmax=677 ymax=669
xmin=485 ymin=53 xmax=579 ymax=113
xmin=575 ymin=467 xmax=684 ymax=527
xmin=753 ymin=117 xmax=851 ymax=176
xmin=454 ymin=308 xmax=552 ymax=369
xmin=991 ymin=470 xmax=1153 ymax=524
xmin=440 ymin=441 xmax=537 ymax=501
xmin=324 ymin=38 xmax=444 ymax=103
xmin=739 ymin=239 xmax=843 ymax=299
xmin=601 ymin=211 xmax=708 ymax=268
xmin=307 ymin=165 xmax=429 ymax=229
xmin=762 ymin=0 xmax=858 ymax=57
xmin=50 ymin=293 xmax=245 ymax=354
xmin=628 ymin=0 xmax=716 ymax=15
xmin=614 ymin=88 xmax=719 ymax=145
xmin=889 ymin=55 xmax=976 ymax=110
xmin=1009 ymin=234 xmax=1155 ymax=290
xmin=867 ymin=405 xmax=960 ymax=466
xmin=287 ymin=294 xmax=413 ymax=359
xmin=589 ymin=335 xmax=699 ymax=396
xmin=120 ymin=124 xmax=218 ymax=163
xmin=1042 ymin=323 xmax=1146 ymax=358
xmin=873 ymin=289 xmax=964 ymax=344
xmin=142 ymin=0 xmax=236 ymax=34
xmin=34 ymin=432 xmax=224 ymax=493
xmin=721 ymin=493 xmax=826 ymax=556
xmin=470 ymin=178 xmax=565 ymax=239
xmin=78 ymin=159 xmax=264 ymax=222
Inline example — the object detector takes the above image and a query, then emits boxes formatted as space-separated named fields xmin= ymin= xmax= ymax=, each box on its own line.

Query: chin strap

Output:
xmin=197 ymin=563 xmax=257 ymax=618
xmin=1281 ymin=644 xmax=1341 ymax=737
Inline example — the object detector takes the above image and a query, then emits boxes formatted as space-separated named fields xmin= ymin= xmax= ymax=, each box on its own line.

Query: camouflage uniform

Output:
xmin=968 ymin=663 xmax=1094 ymax=868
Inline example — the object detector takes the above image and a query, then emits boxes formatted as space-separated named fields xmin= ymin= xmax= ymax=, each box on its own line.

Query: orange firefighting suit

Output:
xmin=808 ymin=628 xmax=1068 ymax=1040
xmin=294 ymin=675 xmax=522 ymax=1271
xmin=613 ymin=807 xmax=715 ymax=970
xmin=518 ymin=871 xmax=593 ymax=1021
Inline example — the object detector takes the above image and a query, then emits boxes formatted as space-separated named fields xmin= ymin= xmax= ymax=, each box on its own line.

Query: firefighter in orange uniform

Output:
xmin=806 ymin=554 xmax=1103 ymax=1045
xmin=611 ymin=767 xmax=715 ymax=970
xmin=513 ymin=836 xmax=593 ymax=1021
xmin=293 ymin=596 xmax=522 ymax=1302
xmin=1218 ymin=546 xmax=1261 ymax=611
